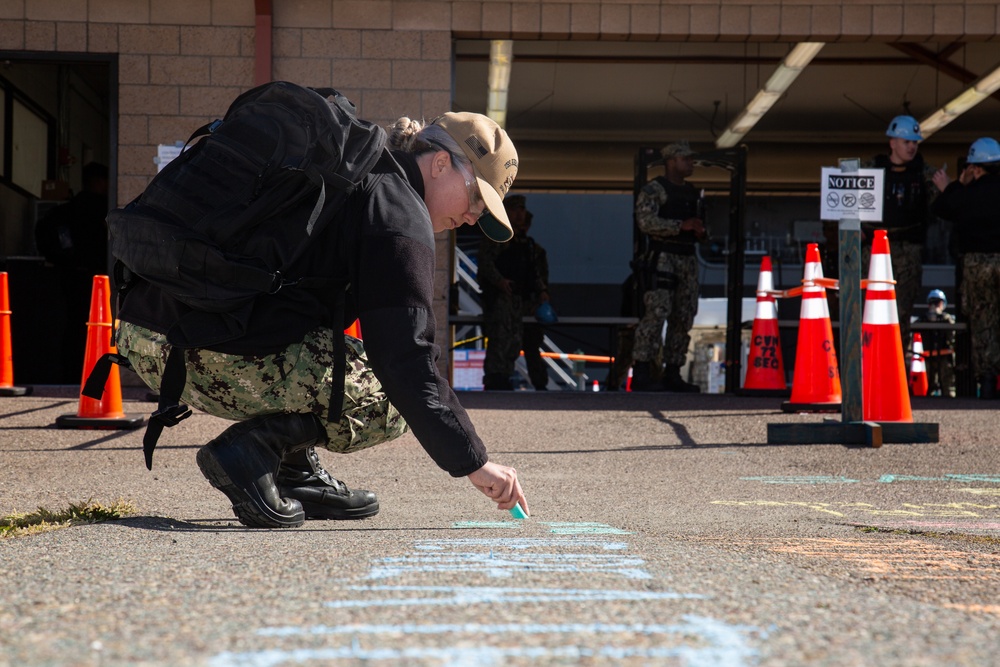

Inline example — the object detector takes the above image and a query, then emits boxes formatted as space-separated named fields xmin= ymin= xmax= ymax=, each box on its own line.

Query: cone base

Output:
xmin=55 ymin=413 xmax=145 ymax=430
xmin=768 ymin=420 xmax=939 ymax=445
xmin=738 ymin=387 xmax=791 ymax=398
xmin=0 ymin=385 xmax=31 ymax=396
xmin=781 ymin=400 xmax=841 ymax=414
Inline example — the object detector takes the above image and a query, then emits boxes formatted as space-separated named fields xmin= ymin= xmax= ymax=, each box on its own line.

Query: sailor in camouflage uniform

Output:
xmin=478 ymin=196 xmax=550 ymax=390
xmin=916 ymin=289 xmax=956 ymax=398
xmin=932 ymin=137 xmax=1000 ymax=399
xmin=862 ymin=115 xmax=943 ymax=354
xmin=631 ymin=141 xmax=705 ymax=392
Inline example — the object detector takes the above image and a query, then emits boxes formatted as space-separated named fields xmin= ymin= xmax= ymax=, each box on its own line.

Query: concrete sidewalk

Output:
xmin=1 ymin=388 xmax=999 ymax=666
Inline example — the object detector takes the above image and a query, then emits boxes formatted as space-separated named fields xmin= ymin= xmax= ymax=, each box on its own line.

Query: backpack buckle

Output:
xmin=269 ymin=271 xmax=284 ymax=294
xmin=268 ymin=271 xmax=301 ymax=294
xmin=150 ymin=403 xmax=193 ymax=427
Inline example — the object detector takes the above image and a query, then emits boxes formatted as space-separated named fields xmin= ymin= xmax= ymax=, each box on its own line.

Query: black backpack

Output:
xmin=84 ymin=81 xmax=387 ymax=468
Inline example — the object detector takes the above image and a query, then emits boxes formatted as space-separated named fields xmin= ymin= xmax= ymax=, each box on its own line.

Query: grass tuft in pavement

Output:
xmin=1 ymin=499 xmax=137 ymax=538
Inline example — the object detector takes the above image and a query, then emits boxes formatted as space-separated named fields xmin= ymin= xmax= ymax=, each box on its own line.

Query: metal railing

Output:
xmin=452 ymin=246 xmax=585 ymax=389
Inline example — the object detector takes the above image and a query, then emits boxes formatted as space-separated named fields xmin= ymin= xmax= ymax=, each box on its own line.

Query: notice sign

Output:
xmin=820 ymin=167 xmax=884 ymax=222
xmin=155 ymin=142 xmax=186 ymax=172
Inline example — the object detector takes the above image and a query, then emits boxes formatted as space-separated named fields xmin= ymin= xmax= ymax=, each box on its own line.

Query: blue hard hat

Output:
xmin=535 ymin=301 xmax=558 ymax=324
xmin=967 ymin=137 xmax=1000 ymax=164
xmin=927 ymin=289 xmax=946 ymax=305
xmin=886 ymin=115 xmax=923 ymax=141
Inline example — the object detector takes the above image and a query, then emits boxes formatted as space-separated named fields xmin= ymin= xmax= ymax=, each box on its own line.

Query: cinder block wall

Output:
xmin=0 ymin=0 xmax=993 ymax=378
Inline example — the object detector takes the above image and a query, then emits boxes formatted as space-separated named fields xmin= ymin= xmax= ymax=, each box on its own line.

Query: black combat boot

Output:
xmin=630 ymin=362 xmax=664 ymax=392
xmin=195 ymin=413 xmax=314 ymax=528
xmin=277 ymin=444 xmax=380 ymax=520
xmin=662 ymin=365 xmax=701 ymax=393
xmin=483 ymin=373 xmax=513 ymax=390
xmin=979 ymin=375 xmax=997 ymax=400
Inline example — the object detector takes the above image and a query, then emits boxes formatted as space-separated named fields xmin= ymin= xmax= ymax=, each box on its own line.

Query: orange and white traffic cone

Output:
xmin=782 ymin=244 xmax=842 ymax=412
xmin=56 ymin=276 xmax=144 ymax=430
xmin=909 ymin=333 xmax=929 ymax=397
xmin=0 ymin=272 xmax=29 ymax=396
xmin=862 ymin=231 xmax=912 ymax=422
xmin=0 ymin=271 xmax=30 ymax=396
xmin=742 ymin=256 xmax=788 ymax=396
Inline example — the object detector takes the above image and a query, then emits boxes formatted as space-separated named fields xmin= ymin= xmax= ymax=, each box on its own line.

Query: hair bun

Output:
xmin=386 ymin=116 xmax=425 ymax=151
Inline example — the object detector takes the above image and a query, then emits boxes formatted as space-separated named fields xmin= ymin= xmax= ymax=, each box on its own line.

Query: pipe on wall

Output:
xmin=254 ymin=0 xmax=272 ymax=85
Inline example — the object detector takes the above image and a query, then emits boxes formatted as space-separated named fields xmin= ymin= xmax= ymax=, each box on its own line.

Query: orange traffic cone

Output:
xmin=782 ymin=244 xmax=842 ymax=413
xmin=56 ymin=276 xmax=144 ymax=430
xmin=344 ymin=319 xmax=362 ymax=339
xmin=742 ymin=256 xmax=788 ymax=396
xmin=909 ymin=333 xmax=929 ymax=397
xmin=0 ymin=272 xmax=29 ymax=396
xmin=862 ymin=231 xmax=912 ymax=422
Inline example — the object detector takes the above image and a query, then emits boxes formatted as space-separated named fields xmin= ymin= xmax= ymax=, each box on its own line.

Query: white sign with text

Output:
xmin=820 ymin=167 xmax=884 ymax=222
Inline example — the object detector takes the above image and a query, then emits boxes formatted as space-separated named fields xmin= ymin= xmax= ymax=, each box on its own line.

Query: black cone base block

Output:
xmin=768 ymin=419 xmax=939 ymax=447
xmin=739 ymin=388 xmax=791 ymax=398
xmin=0 ymin=386 xmax=31 ymax=396
xmin=781 ymin=401 xmax=842 ymax=413
xmin=55 ymin=413 xmax=145 ymax=430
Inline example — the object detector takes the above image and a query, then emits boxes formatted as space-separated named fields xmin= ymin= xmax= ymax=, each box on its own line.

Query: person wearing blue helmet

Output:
xmin=915 ymin=289 xmax=956 ymax=397
xmin=932 ymin=137 xmax=1000 ymax=398
xmin=863 ymin=115 xmax=945 ymax=357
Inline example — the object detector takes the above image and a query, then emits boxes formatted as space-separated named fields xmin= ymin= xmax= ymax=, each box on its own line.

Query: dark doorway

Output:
xmin=0 ymin=54 xmax=116 ymax=384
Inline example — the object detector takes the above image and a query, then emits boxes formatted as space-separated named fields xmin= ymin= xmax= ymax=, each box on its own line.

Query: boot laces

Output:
xmin=306 ymin=448 xmax=349 ymax=494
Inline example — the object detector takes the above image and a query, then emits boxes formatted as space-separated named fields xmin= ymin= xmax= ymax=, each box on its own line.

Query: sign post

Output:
xmin=824 ymin=158 xmax=874 ymax=423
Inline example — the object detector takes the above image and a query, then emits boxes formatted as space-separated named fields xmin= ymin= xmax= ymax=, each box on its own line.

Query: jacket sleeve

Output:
xmin=477 ymin=238 xmax=506 ymax=288
xmin=931 ymin=180 xmax=965 ymax=221
xmin=352 ymin=183 xmax=489 ymax=477
xmin=635 ymin=179 xmax=683 ymax=239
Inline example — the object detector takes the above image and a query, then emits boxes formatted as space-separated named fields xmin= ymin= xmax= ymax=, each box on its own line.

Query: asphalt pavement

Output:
xmin=1 ymin=386 xmax=999 ymax=666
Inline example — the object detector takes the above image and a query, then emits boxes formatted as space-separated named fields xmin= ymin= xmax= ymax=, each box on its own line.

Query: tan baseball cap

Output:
xmin=434 ymin=112 xmax=519 ymax=242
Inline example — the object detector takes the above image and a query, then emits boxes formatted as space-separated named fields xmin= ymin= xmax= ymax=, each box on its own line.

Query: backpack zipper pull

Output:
xmin=251 ymin=161 xmax=271 ymax=201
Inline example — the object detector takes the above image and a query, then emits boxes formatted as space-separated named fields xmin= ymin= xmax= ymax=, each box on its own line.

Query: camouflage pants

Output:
xmin=862 ymin=239 xmax=922 ymax=349
xmin=482 ymin=294 xmax=546 ymax=388
xmin=960 ymin=253 xmax=1000 ymax=377
xmin=633 ymin=253 xmax=699 ymax=367
xmin=116 ymin=322 xmax=408 ymax=454
xmin=925 ymin=354 xmax=956 ymax=397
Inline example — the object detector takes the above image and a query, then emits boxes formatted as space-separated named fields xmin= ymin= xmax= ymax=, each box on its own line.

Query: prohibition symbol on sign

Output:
xmin=820 ymin=166 xmax=884 ymax=222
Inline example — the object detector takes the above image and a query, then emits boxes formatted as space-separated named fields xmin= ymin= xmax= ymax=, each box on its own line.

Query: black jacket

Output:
xmin=119 ymin=150 xmax=488 ymax=477
xmin=931 ymin=172 xmax=1000 ymax=255
xmin=862 ymin=153 xmax=931 ymax=245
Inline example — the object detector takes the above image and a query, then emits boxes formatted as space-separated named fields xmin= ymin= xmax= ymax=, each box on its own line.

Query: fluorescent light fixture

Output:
xmin=487 ymin=40 xmax=513 ymax=128
xmin=716 ymin=42 xmax=825 ymax=148
xmin=920 ymin=61 xmax=1000 ymax=138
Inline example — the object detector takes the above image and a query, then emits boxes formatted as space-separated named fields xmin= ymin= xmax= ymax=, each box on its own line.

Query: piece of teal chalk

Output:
xmin=510 ymin=503 xmax=528 ymax=519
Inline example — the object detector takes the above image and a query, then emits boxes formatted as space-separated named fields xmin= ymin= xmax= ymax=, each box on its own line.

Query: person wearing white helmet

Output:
xmin=915 ymin=289 xmax=956 ymax=397
xmin=932 ymin=137 xmax=1000 ymax=399
xmin=862 ymin=115 xmax=944 ymax=357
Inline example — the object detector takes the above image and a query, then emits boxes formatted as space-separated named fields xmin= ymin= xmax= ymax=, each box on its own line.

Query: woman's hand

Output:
xmin=467 ymin=461 xmax=529 ymax=515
